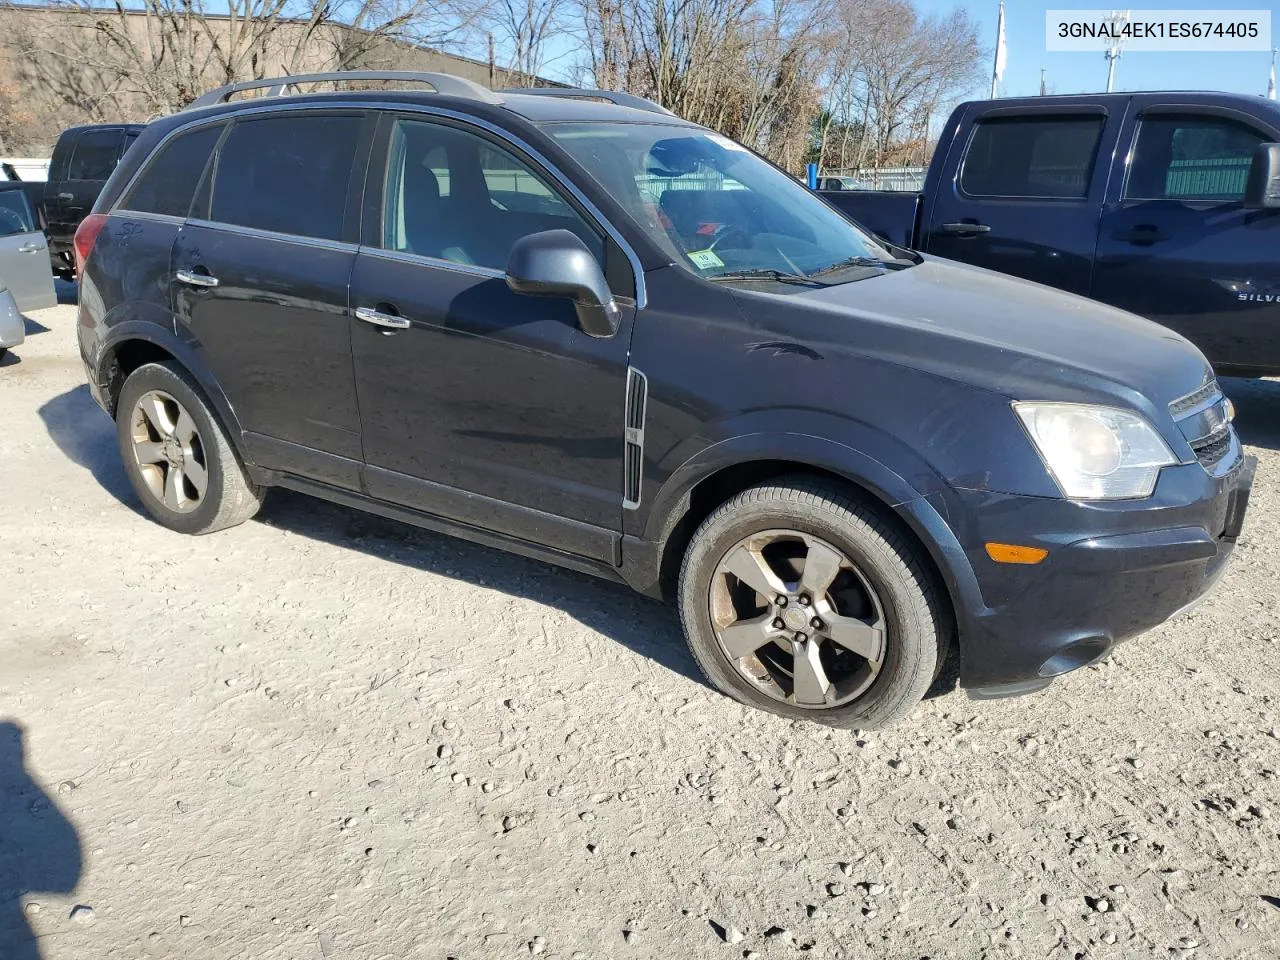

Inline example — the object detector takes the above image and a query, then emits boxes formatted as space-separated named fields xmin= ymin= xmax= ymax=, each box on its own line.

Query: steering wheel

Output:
xmin=707 ymin=225 xmax=752 ymax=253
xmin=0 ymin=207 xmax=27 ymax=236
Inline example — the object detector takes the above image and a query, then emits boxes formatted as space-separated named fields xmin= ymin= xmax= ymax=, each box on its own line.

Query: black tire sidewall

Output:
xmin=679 ymin=489 xmax=937 ymax=728
xmin=115 ymin=363 xmax=234 ymax=535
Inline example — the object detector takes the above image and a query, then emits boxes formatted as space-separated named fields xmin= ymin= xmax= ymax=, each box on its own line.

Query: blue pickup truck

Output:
xmin=822 ymin=91 xmax=1280 ymax=376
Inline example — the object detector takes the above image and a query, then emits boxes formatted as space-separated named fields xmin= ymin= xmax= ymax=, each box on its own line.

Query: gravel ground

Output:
xmin=2 ymin=304 xmax=1278 ymax=960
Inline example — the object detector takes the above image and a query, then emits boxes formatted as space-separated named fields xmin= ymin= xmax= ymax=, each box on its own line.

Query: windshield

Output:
xmin=544 ymin=121 xmax=903 ymax=282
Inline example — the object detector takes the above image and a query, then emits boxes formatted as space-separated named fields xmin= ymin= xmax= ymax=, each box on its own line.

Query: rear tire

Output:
xmin=678 ymin=478 xmax=946 ymax=729
xmin=115 ymin=361 xmax=263 ymax=535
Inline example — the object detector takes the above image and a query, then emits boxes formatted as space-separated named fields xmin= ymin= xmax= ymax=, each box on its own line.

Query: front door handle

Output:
xmin=1113 ymin=224 xmax=1168 ymax=245
xmin=17 ymin=242 xmax=40 ymax=254
xmin=57 ymin=192 xmax=74 ymax=201
xmin=940 ymin=221 xmax=991 ymax=235
xmin=175 ymin=268 xmax=219 ymax=288
xmin=355 ymin=306 xmax=411 ymax=331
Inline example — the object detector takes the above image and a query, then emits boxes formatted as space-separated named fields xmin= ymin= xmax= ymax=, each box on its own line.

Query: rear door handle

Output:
xmin=940 ymin=221 xmax=991 ymax=235
xmin=17 ymin=242 xmax=40 ymax=254
xmin=57 ymin=192 xmax=73 ymax=201
xmin=175 ymin=268 xmax=219 ymax=288
xmin=355 ymin=306 xmax=411 ymax=331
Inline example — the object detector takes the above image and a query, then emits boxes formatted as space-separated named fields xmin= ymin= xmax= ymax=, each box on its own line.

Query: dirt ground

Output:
xmin=1 ymin=304 xmax=1278 ymax=960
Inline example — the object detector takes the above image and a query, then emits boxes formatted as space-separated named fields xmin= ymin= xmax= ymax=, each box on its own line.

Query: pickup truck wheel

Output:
xmin=678 ymin=479 xmax=945 ymax=729
xmin=115 ymin=362 xmax=263 ymax=535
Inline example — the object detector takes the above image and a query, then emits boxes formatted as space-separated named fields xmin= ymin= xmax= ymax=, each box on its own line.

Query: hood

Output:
xmin=750 ymin=255 xmax=1212 ymax=415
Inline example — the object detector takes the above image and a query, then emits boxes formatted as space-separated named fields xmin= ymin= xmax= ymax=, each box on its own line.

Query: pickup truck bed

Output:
xmin=823 ymin=91 xmax=1280 ymax=376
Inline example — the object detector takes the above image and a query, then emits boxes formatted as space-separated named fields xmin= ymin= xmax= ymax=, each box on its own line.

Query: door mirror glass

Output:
xmin=506 ymin=229 xmax=620 ymax=338
xmin=1244 ymin=142 xmax=1280 ymax=208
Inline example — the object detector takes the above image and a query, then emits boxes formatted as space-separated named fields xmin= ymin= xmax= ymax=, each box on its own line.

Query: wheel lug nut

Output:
xmin=810 ymin=617 xmax=822 ymax=630
xmin=794 ymin=631 xmax=807 ymax=642
xmin=798 ymin=595 xmax=810 ymax=606
xmin=776 ymin=596 xmax=788 ymax=607
xmin=772 ymin=618 xmax=785 ymax=630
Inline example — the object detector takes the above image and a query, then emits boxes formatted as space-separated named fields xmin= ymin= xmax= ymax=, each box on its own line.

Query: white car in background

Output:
xmin=0 ymin=183 xmax=58 ymax=361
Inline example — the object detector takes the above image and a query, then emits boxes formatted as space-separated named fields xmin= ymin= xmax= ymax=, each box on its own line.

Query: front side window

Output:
xmin=1125 ymin=114 xmax=1266 ymax=201
xmin=211 ymin=114 xmax=362 ymax=241
xmin=961 ymin=116 xmax=1104 ymax=199
xmin=70 ymin=130 xmax=123 ymax=182
xmin=0 ymin=191 xmax=36 ymax=236
xmin=120 ymin=125 xmax=222 ymax=218
xmin=545 ymin=122 xmax=897 ymax=281
xmin=381 ymin=118 xmax=604 ymax=270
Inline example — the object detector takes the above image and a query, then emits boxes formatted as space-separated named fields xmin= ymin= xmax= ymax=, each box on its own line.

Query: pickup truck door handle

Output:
xmin=17 ymin=242 xmax=41 ymax=254
xmin=175 ymin=268 xmax=219 ymax=288
xmin=940 ymin=221 xmax=991 ymax=235
xmin=57 ymin=192 xmax=74 ymax=202
xmin=1113 ymin=224 xmax=1168 ymax=245
xmin=355 ymin=306 xmax=411 ymax=331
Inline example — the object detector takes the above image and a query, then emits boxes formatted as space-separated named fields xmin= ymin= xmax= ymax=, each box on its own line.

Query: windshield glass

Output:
xmin=544 ymin=121 xmax=901 ymax=281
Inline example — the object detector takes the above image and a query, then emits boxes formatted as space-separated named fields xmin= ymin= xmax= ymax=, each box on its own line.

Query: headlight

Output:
xmin=1013 ymin=402 xmax=1177 ymax=499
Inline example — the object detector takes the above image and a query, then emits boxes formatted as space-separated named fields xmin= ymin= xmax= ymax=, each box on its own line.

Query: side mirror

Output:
xmin=505 ymin=229 xmax=620 ymax=338
xmin=1244 ymin=142 xmax=1280 ymax=208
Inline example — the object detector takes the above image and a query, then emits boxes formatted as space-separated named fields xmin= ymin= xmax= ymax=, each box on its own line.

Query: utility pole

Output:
xmin=990 ymin=0 xmax=1006 ymax=98
xmin=1103 ymin=10 xmax=1130 ymax=93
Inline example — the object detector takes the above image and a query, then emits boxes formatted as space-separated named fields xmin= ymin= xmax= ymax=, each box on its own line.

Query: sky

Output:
xmin=939 ymin=0 xmax=1280 ymax=99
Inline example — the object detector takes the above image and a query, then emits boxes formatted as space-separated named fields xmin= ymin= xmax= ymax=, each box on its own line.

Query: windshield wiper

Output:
xmin=810 ymin=255 xmax=914 ymax=277
xmin=708 ymin=268 xmax=826 ymax=287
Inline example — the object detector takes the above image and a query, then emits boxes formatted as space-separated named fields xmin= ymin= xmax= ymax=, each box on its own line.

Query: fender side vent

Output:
xmin=623 ymin=367 xmax=648 ymax=509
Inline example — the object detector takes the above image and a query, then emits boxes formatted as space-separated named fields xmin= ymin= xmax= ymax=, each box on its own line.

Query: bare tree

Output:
xmin=488 ymin=0 xmax=567 ymax=86
xmin=5 ymin=0 xmax=486 ymax=124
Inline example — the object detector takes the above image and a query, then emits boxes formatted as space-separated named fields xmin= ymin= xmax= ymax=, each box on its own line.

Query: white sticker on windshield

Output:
xmin=687 ymin=249 xmax=725 ymax=270
xmin=707 ymin=134 xmax=748 ymax=153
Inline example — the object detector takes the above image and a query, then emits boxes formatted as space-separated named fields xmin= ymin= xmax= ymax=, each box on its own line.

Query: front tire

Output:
xmin=678 ymin=478 xmax=947 ymax=729
xmin=115 ymin=361 xmax=263 ymax=535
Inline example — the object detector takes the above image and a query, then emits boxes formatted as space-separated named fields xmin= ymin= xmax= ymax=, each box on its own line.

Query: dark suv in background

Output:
xmin=41 ymin=122 xmax=143 ymax=276
xmin=75 ymin=71 xmax=1253 ymax=728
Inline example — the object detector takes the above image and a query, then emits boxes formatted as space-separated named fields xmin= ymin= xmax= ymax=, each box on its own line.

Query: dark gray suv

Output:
xmin=74 ymin=71 xmax=1253 ymax=728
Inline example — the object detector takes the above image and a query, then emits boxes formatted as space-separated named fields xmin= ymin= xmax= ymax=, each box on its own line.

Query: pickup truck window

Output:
xmin=69 ymin=129 xmax=123 ymax=182
xmin=1124 ymin=114 xmax=1266 ymax=202
xmin=960 ymin=115 xmax=1104 ymax=199
xmin=547 ymin=121 xmax=895 ymax=281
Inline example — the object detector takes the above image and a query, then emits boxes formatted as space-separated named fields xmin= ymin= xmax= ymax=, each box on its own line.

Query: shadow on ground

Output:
xmin=0 ymin=721 xmax=83 ymax=960
xmin=37 ymin=384 xmax=139 ymax=509
xmin=256 ymin=489 xmax=704 ymax=686
xmin=22 ymin=315 xmax=50 ymax=337
xmin=1222 ymin=377 xmax=1280 ymax=451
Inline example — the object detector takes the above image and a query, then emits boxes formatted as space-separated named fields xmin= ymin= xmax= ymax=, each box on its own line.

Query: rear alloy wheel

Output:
xmin=129 ymin=389 xmax=208 ymax=514
xmin=678 ymin=479 xmax=947 ymax=728
xmin=116 ymin=361 xmax=263 ymax=535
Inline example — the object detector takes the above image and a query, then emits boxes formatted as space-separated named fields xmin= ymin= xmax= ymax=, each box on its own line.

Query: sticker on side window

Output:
xmin=687 ymin=248 xmax=724 ymax=270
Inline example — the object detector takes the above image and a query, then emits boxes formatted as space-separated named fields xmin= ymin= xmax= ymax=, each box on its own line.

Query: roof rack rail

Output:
xmin=501 ymin=87 xmax=675 ymax=117
xmin=189 ymin=70 xmax=501 ymax=109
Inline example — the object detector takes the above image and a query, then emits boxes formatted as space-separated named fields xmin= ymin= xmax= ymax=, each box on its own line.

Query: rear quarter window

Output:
xmin=70 ymin=129 xmax=124 ymax=182
xmin=119 ymin=125 xmax=223 ymax=218
xmin=960 ymin=115 xmax=1104 ymax=199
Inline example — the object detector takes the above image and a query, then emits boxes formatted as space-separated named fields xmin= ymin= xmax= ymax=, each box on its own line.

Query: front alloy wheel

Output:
xmin=710 ymin=530 xmax=886 ymax=708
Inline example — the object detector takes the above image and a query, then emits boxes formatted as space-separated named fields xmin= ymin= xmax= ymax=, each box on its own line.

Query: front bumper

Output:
xmin=935 ymin=454 xmax=1255 ymax=696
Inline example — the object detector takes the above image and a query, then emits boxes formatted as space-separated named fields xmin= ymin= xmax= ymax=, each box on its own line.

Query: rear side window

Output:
xmin=70 ymin=129 xmax=124 ymax=181
xmin=119 ymin=125 xmax=222 ymax=218
xmin=960 ymin=115 xmax=1104 ymax=199
xmin=210 ymin=114 xmax=362 ymax=241
xmin=1125 ymin=114 xmax=1266 ymax=201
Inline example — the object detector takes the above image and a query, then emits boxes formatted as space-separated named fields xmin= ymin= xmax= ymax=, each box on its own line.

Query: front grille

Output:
xmin=1169 ymin=378 xmax=1241 ymax=475
xmin=1169 ymin=380 xmax=1218 ymax=418
xmin=1191 ymin=429 xmax=1233 ymax=472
